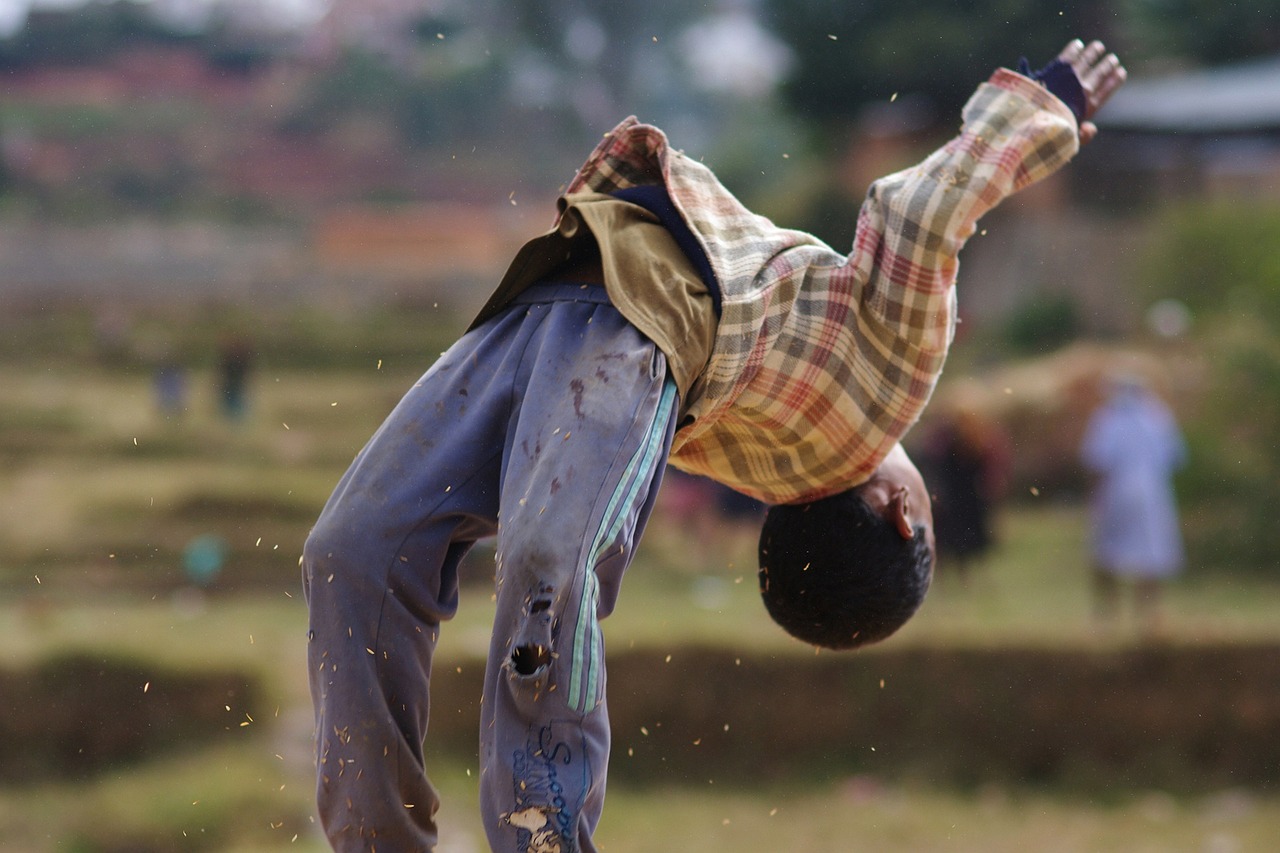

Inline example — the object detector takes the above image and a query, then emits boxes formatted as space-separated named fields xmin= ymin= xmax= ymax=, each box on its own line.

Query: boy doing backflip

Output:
xmin=303 ymin=39 xmax=1126 ymax=852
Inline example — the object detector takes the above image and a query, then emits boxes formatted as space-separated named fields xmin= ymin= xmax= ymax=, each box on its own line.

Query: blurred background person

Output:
xmin=919 ymin=401 xmax=1012 ymax=583
xmin=152 ymin=346 xmax=189 ymax=422
xmin=217 ymin=333 xmax=254 ymax=423
xmin=1080 ymin=371 xmax=1186 ymax=633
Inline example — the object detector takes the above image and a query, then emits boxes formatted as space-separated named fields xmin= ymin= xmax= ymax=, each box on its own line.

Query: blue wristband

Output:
xmin=1017 ymin=56 xmax=1087 ymax=124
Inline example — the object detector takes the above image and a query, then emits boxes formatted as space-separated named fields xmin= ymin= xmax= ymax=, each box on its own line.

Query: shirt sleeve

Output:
xmin=670 ymin=71 xmax=1082 ymax=504
xmin=848 ymin=68 xmax=1080 ymax=364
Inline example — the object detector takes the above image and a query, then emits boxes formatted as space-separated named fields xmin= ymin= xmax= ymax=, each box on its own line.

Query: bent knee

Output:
xmin=301 ymin=521 xmax=343 ymax=593
xmin=300 ymin=516 xmax=390 ymax=612
xmin=504 ymin=581 xmax=557 ymax=679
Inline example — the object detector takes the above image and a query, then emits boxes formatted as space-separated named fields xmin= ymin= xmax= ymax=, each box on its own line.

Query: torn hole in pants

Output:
xmin=510 ymin=592 xmax=555 ymax=677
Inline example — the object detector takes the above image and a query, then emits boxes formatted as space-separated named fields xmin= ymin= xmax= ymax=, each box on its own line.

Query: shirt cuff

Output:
xmin=1017 ymin=56 xmax=1087 ymax=124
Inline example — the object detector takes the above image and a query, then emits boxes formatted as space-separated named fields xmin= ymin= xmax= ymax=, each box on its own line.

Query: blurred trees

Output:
xmin=10 ymin=1 xmax=1280 ymax=175
xmin=760 ymin=0 xmax=1280 ymax=132
xmin=506 ymin=0 xmax=710 ymax=112
xmin=278 ymin=47 xmax=507 ymax=148
xmin=9 ymin=0 xmax=1280 ymax=131
xmin=760 ymin=0 xmax=1115 ymax=126
xmin=1125 ymin=0 xmax=1280 ymax=65
xmin=0 ymin=1 xmax=184 ymax=67
xmin=281 ymin=0 xmax=714 ymax=150
xmin=0 ymin=1 xmax=278 ymax=72
xmin=1138 ymin=201 xmax=1280 ymax=571
xmin=0 ymin=0 xmax=806 ymax=214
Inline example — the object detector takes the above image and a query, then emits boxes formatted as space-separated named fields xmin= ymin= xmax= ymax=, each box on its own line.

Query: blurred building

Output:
xmin=1095 ymin=53 xmax=1280 ymax=203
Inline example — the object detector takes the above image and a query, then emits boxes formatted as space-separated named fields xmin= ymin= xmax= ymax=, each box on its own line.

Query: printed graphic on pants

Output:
xmin=502 ymin=721 xmax=590 ymax=853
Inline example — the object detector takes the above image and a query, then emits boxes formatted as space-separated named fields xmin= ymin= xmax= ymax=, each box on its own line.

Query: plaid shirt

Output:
xmin=561 ymin=69 xmax=1079 ymax=505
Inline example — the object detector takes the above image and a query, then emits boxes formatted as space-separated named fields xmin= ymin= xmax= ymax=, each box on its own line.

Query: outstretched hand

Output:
xmin=1058 ymin=39 xmax=1127 ymax=145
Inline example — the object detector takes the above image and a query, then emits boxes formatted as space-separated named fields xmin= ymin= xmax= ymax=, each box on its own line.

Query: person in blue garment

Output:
xmin=1081 ymin=371 xmax=1187 ymax=631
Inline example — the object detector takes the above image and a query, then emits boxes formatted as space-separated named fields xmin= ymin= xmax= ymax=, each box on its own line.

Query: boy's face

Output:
xmin=856 ymin=444 xmax=936 ymax=560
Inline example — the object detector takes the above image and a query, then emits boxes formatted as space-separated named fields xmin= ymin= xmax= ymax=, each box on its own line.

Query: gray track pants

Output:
xmin=303 ymin=282 xmax=678 ymax=852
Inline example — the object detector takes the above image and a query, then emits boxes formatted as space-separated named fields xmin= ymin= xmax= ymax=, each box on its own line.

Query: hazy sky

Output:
xmin=0 ymin=0 xmax=77 ymax=37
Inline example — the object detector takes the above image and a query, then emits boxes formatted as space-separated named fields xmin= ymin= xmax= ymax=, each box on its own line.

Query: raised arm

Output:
xmin=822 ymin=41 xmax=1124 ymax=478
xmin=848 ymin=65 xmax=1081 ymax=362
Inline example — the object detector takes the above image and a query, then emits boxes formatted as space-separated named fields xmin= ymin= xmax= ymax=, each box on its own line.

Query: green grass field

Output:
xmin=3 ymin=358 xmax=1280 ymax=851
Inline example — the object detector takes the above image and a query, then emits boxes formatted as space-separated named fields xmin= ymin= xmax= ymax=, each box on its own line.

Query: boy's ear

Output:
xmin=890 ymin=487 xmax=914 ymax=540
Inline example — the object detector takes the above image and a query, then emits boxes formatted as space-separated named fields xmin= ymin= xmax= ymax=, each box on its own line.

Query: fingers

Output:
xmin=1060 ymin=39 xmax=1109 ymax=75
xmin=1080 ymin=39 xmax=1108 ymax=68
xmin=1059 ymin=38 xmax=1106 ymax=72
xmin=1058 ymin=38 xmax=1086 ymax=67
xmin=1088 ymin=57 xmax=1127 ymax=106
xmin=1079 ymin=51 xmax=1126 ymax=118
xmin=1057 ymin=38 xmax=1127 ymax=121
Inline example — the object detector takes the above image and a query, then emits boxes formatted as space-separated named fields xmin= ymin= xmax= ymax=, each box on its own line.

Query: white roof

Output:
xmin=1098 ymin=53 xmax=1280 ymax=132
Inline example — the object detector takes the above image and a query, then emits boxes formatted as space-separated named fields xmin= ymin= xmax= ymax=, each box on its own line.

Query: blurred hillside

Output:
xmin=0 ymin=0 xmax=799 ymax=217
xmin=0 ymin=1 xmax=1142 ymax=321
xmin=0 ymin=0 xmax=809 ymax=313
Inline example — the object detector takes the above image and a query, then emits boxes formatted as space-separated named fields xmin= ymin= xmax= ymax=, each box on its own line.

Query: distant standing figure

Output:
xmin=154 ymin=359 xmax=188 ymax=421
xmin=921 ymin=407 xmax=1011 ymax=580
xmin=218 ymin=336 xmax=253 ymax=422
xmin=1080 ymin=373 xmax=1186 ymax=628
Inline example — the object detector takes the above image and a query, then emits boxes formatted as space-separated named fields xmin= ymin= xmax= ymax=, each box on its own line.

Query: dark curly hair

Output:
xmin=758 ymin=488 xmax=934 ymax=650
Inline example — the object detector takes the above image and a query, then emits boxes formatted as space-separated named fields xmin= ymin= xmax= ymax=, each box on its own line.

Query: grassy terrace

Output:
xmin=3 ymin=343 xmax=1279 ymax=851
